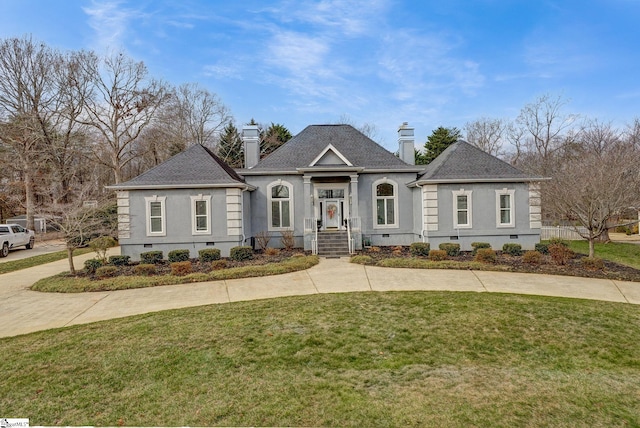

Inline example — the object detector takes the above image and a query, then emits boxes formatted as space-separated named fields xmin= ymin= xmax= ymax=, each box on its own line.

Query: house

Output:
xmin=108 ymin=123 xmax=543 ymax=259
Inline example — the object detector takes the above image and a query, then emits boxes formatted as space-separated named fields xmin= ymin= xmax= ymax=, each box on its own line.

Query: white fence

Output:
xmin=540 ymin=226 xmax=587 ymax=241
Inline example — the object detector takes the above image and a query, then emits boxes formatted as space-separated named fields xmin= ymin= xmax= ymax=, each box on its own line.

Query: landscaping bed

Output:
xmin=352 ymin=244 xmax=640 ymax=283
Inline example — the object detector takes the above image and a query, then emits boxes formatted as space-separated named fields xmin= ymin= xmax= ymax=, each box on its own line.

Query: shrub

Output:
xmin=170 ymin=261 xmax=192 ymax=276
xmin=368 ymin=246 xmax=381 ymax=253
xmin=351 ymin=255 xmax=374 ymax=265
xmin=439 ymin=243 xmax=460 ymax=257
xmin=392 ymin=246 xmax=403 ymax=256
xmin=255 ymin=231 xmax=271 ymax=251
xmin=549 ymin=244 xmax=575 ymax=265
xmin=502 ymin=243 xmax=522 ymax=257
xmin=474 ymin=248 xmax=497 ymax=264
xmin=265 ymin=247 xmax=280 ymax=256
xmin=471 ymin=242 xmax=491 ymax=255
xmin=523 ymin=250 xmax=543 ymax=265
xmin=168 ymin=249 xmax=190 ymax=263
xmin=410 ymin=242 xmax=430 ymax=257
xmin=198 ymin=248 xmax=221 ymax=262
xmin=134 ymin=264 xmax=156 ymax=276
xmin=210 ymin=260 xmax=228 ymax=270
xmin=582 ymin=257 xmax=604 ymax=271
xmin=84 ymin=258 xmax=103 ymax=274
xmin=140 ymin=251 xmax=163 ymax=264
xmin=428 ymin=249 xmax=447 ymax=261
xmin=230 ymin=246 xmax=253 ymax=261
xmin=535 ymin=243 xmax=549 ymax=255
xmin=281 ymin=230 xmax=295 ymax=250
xmin=108 ymin=255 xmax=131 ymax=266
xmin=95 ymin=265 xmax=118 ymax=278
xmin=89 ymin=236 xmax=117 ymax=263
xmin=548 ymin=237 xmax=569 ymax=247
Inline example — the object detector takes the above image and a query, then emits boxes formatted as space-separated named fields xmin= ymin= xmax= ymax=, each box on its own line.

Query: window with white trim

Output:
xmin=453 ymin=190 xmax=472 ymax=228
xmin=191 ymin=195 xmax=211 ymax=234
xmin=373 ymin=178 xmax=398 ymax=228
xmin=268 ymin=181 xmax=293 ymax=230
xmin=496 ymin=189 xmax=515 ymax=227
xmin=145 ymin=196 xmax=166 ymax=236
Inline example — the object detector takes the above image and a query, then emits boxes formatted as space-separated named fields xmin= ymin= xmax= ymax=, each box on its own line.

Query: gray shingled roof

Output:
xmin=111 ymin=144 xmax=246 ymax=188
xmin=250 ymin=124 xmax=417 ymax=171
xmin=417 ymin=140 xmax=540 ymax=182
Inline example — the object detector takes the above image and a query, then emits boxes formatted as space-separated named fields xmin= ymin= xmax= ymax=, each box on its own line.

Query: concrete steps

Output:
xmin=317 ymin=230 xmax=350 ymax=257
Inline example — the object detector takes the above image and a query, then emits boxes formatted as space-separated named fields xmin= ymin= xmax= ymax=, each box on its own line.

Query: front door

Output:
xmin=323 ymin=199 xmax=342 ymax=229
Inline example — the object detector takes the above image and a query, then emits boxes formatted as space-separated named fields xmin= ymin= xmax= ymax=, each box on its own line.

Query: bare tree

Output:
xmin=336 ymin=114 xmax=380 ymax=141
xmin=79 ymin=51 xmax=169 ymax=184
xmin=464 ymin=117 xmax=507 ymax=157
xmin=545 ymin=124 xmax=640 ymax=258
xmin=513 ymin=94 xmax=579 ymax=175
xmin=43 ymin=195 xmax=117 ymax=274
xmin=0 ymin=36 xmax=59 ymax=229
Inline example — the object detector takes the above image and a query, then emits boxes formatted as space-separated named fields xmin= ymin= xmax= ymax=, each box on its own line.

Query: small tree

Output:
xmin=44 ymin=199 xmax=117 ymax=274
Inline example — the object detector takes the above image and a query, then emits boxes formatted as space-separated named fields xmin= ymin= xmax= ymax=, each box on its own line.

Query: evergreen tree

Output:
xmin=261 ymin=122 xmax=292 ymax=157
xmin=216 ymin=122 xmax=243 ymax=168
xmin=418 ymin=126 xmax=462 ymax=165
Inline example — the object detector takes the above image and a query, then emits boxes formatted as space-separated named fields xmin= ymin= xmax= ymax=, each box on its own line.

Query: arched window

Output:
xmin=268 ymin=181 xmax=294 ymax=230
xmin=373 ymin=178 xmax=398 ymax=228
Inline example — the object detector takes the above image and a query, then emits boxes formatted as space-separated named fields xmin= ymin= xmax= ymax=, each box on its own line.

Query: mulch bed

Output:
xmin=357 ymin=246 xmax=640 ymax=283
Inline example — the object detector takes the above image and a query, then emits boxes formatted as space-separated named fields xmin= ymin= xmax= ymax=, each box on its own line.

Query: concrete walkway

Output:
xmin=1 ymin=251 xmax=640 ymax=339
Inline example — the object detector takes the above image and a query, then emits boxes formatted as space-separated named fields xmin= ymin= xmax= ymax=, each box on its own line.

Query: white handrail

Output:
xmin=346 ymin=217 xmax=352 ymax=254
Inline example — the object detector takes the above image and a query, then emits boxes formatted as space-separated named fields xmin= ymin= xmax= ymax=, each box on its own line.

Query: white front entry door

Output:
xmin=323 ymin=199 xmax=342 ymax=229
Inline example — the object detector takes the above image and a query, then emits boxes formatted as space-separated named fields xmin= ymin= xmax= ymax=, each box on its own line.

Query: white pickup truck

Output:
xmin=0 ymin=223 xmax=36 ymax=257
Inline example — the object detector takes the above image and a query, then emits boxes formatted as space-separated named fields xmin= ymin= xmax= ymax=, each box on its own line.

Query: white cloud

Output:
xmin=82 ymin=0 xmax=143 ymax=51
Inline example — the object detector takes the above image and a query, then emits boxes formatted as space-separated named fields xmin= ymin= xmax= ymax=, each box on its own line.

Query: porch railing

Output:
xmin=347 ymin=217 xmax=361 ymax=254
xmin=304 ymin=217 xmax=318 ymax=255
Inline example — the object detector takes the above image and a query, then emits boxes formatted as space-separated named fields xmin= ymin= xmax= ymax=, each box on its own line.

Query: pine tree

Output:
xmin=418 ymin=127 xmax=462 ymax=165
xmin=216 ymin=123 xmax=244 ymax=168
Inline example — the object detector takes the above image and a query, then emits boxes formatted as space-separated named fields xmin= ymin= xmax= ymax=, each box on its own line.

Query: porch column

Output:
xmin=303 ymin=175 xmax=312 ymax=219
xmin=350 ymin=174 xmax=359 ymax=218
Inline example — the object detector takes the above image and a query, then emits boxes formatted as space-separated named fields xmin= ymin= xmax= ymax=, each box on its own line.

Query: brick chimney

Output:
xmin=398 ymin=122 xmax=415 ymax=165
xmin=242 ymin=124 xmax=260 ymax=169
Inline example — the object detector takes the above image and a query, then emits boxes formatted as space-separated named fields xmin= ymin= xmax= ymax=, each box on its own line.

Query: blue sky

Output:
xmin=1 ymin=0 xmax=639 ymax=151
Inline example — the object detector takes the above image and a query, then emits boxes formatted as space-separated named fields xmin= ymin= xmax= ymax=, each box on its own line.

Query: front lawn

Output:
xmin=568 ymin=240 xmax=640 ymax=270
xmin=1 ymin=292 xmax=639 ymax=426
xmin=0 ymin=248 xmax=92 ymax=275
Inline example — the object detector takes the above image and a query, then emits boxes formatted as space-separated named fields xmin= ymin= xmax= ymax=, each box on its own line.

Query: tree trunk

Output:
xmin=24 ymin=164 xmax=36 ymax=231
xmin=67 ymin=247 xmax=76 ymax=274
xmin=588 ymin=238 xmax=595 ymax=258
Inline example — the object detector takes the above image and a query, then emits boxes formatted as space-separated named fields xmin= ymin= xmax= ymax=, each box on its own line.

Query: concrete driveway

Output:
xmin=1 ymin=250 xmax=639 ymax=339
xmin=0 ymin=238 xmax=67 ymax=262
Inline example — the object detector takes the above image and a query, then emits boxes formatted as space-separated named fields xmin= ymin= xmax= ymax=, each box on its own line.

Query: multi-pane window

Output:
xmin=373 ymin=179 xmax=398 ymax=228
xmin=496 ymin=189 xmax=515 ymax=227
xmin=268 ymin=182 xmax=293 ymax=230
xmin=453 ymin=190 xmax=472 ymax=228
xmin=191 ymin=195 xmax=211 ymax=234
xmin=145 ymin=196 xmax=166 ymax=236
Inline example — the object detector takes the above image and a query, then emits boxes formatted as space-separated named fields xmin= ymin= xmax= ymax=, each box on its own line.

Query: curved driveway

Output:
xmin=1 ymin=249 xmax=640 ymax=338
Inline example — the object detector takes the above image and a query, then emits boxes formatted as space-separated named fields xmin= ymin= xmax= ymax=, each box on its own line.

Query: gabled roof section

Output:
xmin=309 ymin=143 xmax=353 ymax=167
xmin=249 ymin=124 xmax=419 ymax=172
xmin=416 ymin=140 xmax=542 ymax=183
xmin=109 ymin=144 xmax=248 ymax=189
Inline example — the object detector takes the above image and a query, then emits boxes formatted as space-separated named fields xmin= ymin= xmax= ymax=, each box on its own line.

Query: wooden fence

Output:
xmin=540 ymin=226 xmax=587 ymax=241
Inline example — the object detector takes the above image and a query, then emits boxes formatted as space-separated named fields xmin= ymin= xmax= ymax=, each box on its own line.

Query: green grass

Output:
xmin=31 ymin=255 xmax=319 ymax=292
xmin=0 ymin=247 xmax=92 ymax=275
xmin=1 ymin=291 xmax=639 ymax=426
xmin=568 ymin=240 xmax=640 ymax=269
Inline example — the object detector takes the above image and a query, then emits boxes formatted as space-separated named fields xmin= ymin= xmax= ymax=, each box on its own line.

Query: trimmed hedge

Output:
xmin=428 ymin=249 xmax=447 ymax=261
xmin=141 ymin=251 xmax=163 ymax=265
xmin=84 ymin=258 xmax=103 ymax=274
xmin=471 ymin=242 xmax=491 ymax=255
xmin=168 ymin=249 xmax=190 ymax=263
xmin=95 ymin=265 xmax=118 ymax=278
xmin=502 ymin=243 xmax=522 ymax=257
xmin=230 ymin=246 xmax=253 ymax=261
xmin=170 ymin=261 xmax=192 ymax=276
xmin=108 ymin=255 xmax=131 ymax=266
xmin=474 ymin=248 xmax=497 ymax=264
xmin=134 ymin=264 xmax=156 ymax=276
xmin=439 ymin=243 xmax=460 ymax=257
xmin=410 ymin=242 xmax=430 ymax=257
xmin=198 ymin=248 xmax=221 ymax=262
xmin=523 ymin=250 xmax=543 ymax=265
xmin=535 ymin=243 xmax=549 ymax=255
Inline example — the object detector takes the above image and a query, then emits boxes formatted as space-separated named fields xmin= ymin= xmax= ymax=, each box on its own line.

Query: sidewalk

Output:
xmin=1 ymin=253 xmax=639 ymax=339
